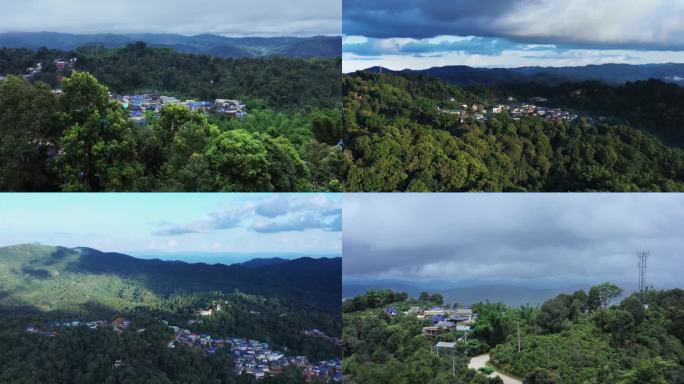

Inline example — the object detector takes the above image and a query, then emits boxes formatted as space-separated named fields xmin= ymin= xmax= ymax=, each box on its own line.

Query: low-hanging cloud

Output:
xmin=343 ymin=194 xmax=684 ymax=287
xmin=2 ymin=0 xmax=341 ymax=36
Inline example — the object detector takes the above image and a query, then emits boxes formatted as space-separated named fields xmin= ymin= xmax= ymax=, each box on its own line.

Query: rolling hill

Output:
xmin=0 ymin=32 xmax=341 ymax=58
xmin=0 ymin=244 xmax=341 ymax=312
xmin=364 ymin=63 xmax=684 ymax=86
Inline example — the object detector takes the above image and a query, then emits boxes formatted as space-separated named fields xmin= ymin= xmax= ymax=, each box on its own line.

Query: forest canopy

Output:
xmin=0 ymin=46 xmax=347 ymax=192
xmin=342 ymin=72 xmax=684 ymax=192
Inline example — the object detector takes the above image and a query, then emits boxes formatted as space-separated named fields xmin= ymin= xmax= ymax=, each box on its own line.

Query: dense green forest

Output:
xmin=0 ymin=44 xmax=341 ymax=109
xmin=0 ymin=45 xmax=346 ymax=192
xmin=343 ymin=72 xmax=684 ymax=192
xmin=0 ymin=290 xmax=338 ymax=384
xmin=342 ymin=286 xmax=684 ymax=384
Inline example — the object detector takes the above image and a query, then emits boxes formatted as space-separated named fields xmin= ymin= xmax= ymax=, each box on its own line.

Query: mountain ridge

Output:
xmin=0 ymin=244 xmax=341 ymax=313
xmin=0 ymin=32 xmax=342 ymax=58
xmin=362 ymin=62 xmax=684 ymax=86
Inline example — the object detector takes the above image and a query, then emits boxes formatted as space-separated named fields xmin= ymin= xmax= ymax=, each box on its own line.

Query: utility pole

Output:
xmin=452 ymin=355 xmax=455 ymax=376
xmin=517 ymin=322 xmax=521 ymax=353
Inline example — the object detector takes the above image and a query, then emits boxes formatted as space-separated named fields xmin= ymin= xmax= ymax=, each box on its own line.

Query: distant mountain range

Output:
xmin=344 ymin=280 xmax=590 ymax=307
xmin=0 ymin=32 xmax=341 ymax=58
xmin=364 ymin=63 xmax=684 ymax=86
xmin=0 ymin=244 xmax=340 ymax=312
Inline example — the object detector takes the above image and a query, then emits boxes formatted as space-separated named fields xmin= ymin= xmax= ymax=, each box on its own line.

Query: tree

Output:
xmin=311 ymin=112 xmax=342 ymax=145
xmin=0 ymin=76 xmax=60 ymax=191
xmin=56 ymin=73 xmax=142 ymax=191
xmin=524 ymin=368 xmax=561 ymax=384
xmin=588 ymin=283 xmax=624 ymax=310
xmin=538 ymin=294 xmax=571 ymax=333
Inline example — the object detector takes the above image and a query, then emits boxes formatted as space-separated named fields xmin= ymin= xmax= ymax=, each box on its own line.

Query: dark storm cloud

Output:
xmin=1 ymin=0 xmax=341 ymax=36
xmin=343 ymin=0 xmax=684 ymax=50
xmin=343 ymin=194 xmax=684 ymax=287
xmin=344 ymin=0 xmax=518 ymax=39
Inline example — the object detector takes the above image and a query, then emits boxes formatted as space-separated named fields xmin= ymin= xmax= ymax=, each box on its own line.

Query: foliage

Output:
xmin=0 ymin=291 xmax=339 ymax=384
xmin=489 ymin=285 xmax=684 ymax=384
xmin=0 ymin=70 xmax=346 ymax=191
xmin=343 ymin=291 xmax=502 ymax=384
xmin=342 ymin=72 xmax=684 ymax=192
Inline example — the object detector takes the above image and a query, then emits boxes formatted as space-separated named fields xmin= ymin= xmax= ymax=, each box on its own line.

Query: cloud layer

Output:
xmin=344 ymin=0 xmax=684 ymax=49
xmin=343 ymin=0 xmax=684 ymax=70
xmin=155 ymin=195 xmax=341 ymax=236
xmin=2 ymin=0 xmax=341 ymax=36
xmin=343 ymin=194 xmax=684 ymax=288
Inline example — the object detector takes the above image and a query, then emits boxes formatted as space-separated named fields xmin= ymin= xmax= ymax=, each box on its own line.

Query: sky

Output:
xmin=343 ymin=0 xmax=684 ymax=72
xmin=343 ymin=194 xmax=684 ymax=289
xmin=0 ymin=0 xmax=341 ymax=36
xmin=0 ymin=193 xmax=341 ymax=264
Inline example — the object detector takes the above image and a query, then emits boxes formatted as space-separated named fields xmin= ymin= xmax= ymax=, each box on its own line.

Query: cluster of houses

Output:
xmin=439 ymin=96 xmax=580 ymax=123
xmin=168 ymin=325 xmax=341 ymax=382
xmin=303 ymin=329 xmax=342 ymax=347
xmin=231 ymin=339 xmax=341 ymax=383
xmin=383 ymin=305 xmax=476 ymax=337
xmin=112 ymin=94 xmax=247 ymax=123
xmin=25 ymin=317 xmax=134 ymax=337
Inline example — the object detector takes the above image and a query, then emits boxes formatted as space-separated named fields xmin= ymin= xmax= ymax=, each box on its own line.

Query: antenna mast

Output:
xmin=637 ymin=250 xmax=649 ymax=303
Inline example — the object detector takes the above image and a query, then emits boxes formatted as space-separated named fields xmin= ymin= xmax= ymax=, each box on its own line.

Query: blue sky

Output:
xmin=0 ymin=194 xmax=341 ymax=264
xmin=343 ymin=0 xmax=684 ymax=72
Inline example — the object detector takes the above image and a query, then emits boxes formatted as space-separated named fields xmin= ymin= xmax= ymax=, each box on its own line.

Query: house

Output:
xmin=111 ymin=317 xmax=130 ymax=331
xmin=384 ymin=307 xmax=398 ymax=316
xmin=160 ymin=96 xmax=180 ymax=105
xmin=214 ymin=99 xmax=246 ymax=117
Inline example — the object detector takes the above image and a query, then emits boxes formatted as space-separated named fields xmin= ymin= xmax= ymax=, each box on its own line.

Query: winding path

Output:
xmin=468 ymin=354 xmax=522 ymax=384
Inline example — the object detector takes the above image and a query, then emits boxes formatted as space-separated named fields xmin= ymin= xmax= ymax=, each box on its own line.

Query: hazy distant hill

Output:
xmin=0 ymin=244 xmax=340 ymax=312
xmin=439 ymin=285 xmax=571 ymax=307
xmin=239 ymin=257 xmax=289 ymax=268
xmin=364 ymin=63 xmax=684 ymax=86
xmin=344 ymin=280 xmax=580 ymax=307
xmin=0 ymin=32 xmax=341 ymax=58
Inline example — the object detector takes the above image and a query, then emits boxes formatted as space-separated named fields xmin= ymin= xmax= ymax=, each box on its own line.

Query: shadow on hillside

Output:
xmin=21 ymin=267 xmax=51 ymax=279
xmin=37 ymin=247 xmax=71 ymax=266
xmin=61 ymin=248 xmax=343 ymax=313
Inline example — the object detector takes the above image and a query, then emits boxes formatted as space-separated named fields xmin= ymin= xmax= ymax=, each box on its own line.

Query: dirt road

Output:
xmin=468 ymin=354 xmax=522 ymax=384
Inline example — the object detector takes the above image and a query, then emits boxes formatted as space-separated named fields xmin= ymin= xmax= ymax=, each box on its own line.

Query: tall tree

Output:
xmin=56 ymin=72 xmax=142 ymax=191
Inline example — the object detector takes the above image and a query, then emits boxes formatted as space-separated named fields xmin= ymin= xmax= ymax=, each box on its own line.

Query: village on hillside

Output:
xmin=26 ymin=311 xmax=342 ymax=382
xmin=437 ymin=94 xmax=603 ymax=125
xmin=383 ymin=304 xmax=476 ymax=338
xmin=112 ymin=94 xmax=247 ymax=123
xmin=1 ymin=59 xmax=248 ymax=123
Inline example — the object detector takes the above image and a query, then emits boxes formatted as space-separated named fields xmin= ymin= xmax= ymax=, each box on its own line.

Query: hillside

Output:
xmin=0 ymin=244 xmax=341 ymax=313
xmin=343 ymin=72 xmax=684 ymax=192
xmin=0 ymin=32 xmax=342 ymax=58
xmin=342 ymin=287 xmax=684 ymax=384
xmin=0 ymin=44 xmax=341 ymax=110
xmin=365 ymin=63 xmax=684 ymax=87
